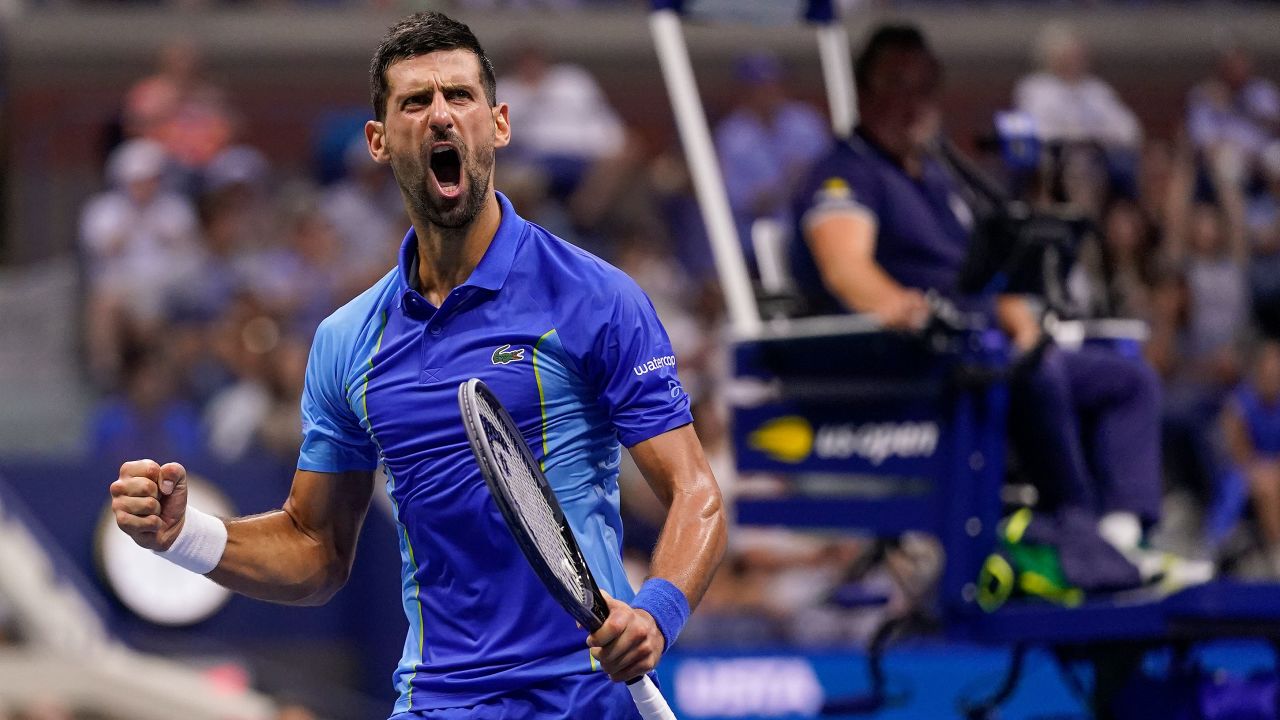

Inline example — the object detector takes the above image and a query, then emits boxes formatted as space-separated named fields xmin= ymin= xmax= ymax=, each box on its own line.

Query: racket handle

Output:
xmin=626 ymin=674 xmax=677 ymax=720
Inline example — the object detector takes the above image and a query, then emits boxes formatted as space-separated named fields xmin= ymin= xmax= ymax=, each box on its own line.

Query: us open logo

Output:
xmin=749 ymin=416 xmax=939 ymax=465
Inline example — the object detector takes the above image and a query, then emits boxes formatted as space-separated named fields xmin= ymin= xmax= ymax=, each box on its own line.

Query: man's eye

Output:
xmin=448 ymin=90 xmax=471 ymax=102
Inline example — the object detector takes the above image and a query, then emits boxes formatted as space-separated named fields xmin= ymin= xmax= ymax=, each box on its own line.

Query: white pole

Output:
xmin=816 ymin=22 xmax=857 ymax=139
xmin=649 ymin=9 xmax=762 ymax=339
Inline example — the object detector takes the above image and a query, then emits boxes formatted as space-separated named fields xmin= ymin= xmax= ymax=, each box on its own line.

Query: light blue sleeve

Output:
xmin=297 ymin=316 xmax=379 ymax=473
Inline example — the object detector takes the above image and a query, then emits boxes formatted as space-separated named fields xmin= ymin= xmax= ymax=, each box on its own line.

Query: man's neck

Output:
xmin=412 ymin=192 xmax=502 ymax=307
xmin=858 ymin=124 xmax=925 ymax=178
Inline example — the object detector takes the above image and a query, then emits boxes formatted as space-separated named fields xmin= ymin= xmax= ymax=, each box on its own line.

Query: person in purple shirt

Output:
xmin=791 ymin=24 xmax=1193 ymax=590
xmin=715 ymin=51 xmax=830 ymax=270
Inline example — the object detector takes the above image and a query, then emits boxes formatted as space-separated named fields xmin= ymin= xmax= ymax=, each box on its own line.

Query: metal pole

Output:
xmin=816 ymin=21 xmax=857 ymax=139
xmin=649 ymin=9 xmax=761 ymax=339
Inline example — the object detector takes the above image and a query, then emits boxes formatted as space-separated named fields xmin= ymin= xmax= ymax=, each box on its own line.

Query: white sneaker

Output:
xmin=1127 ymin=548 xmax=1215 ymax=594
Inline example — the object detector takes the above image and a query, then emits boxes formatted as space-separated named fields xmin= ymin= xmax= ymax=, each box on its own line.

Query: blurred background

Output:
xmin=3 ymin=0 xmax=1280 ymax=718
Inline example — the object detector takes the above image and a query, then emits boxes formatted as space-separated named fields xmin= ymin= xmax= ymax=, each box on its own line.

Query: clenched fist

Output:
xmin=586 ymin=589 xmax=665 ymax=683
xmin=109 ymin=460 xmax=189 ymax=551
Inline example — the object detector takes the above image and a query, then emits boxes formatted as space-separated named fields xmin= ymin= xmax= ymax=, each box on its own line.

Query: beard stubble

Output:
xmin=391 ymin=131 xmax=495 ymax=230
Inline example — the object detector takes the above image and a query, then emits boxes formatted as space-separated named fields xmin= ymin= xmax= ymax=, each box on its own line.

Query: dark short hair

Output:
xmin=854 ymin=24 xmax=938 ymax=92
xmin=369 ymin=11 xmax=498 ymax=121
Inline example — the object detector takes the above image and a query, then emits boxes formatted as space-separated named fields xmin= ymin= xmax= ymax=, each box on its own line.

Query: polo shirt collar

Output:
xmin=397 ymin=191 xmax=525 ymax=296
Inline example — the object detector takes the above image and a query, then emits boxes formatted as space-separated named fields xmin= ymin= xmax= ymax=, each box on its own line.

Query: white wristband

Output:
xmin=155 ymin=506 xmax=227 ymax=575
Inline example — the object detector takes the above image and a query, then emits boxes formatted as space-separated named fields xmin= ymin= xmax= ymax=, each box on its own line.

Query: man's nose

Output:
xmin=428 ymin=95 xmax=453 ymax=132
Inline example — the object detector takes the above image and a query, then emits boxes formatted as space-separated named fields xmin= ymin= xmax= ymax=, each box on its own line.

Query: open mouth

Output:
xmin=430 ymin=146 xmax=462 ymax=194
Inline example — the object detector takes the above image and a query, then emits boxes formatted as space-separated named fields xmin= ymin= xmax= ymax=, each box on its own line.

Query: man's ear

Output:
xmin=493 ymin=103 xmax=511 ymax=149
xmin=365 ymin=120 xmax=390 ymax=164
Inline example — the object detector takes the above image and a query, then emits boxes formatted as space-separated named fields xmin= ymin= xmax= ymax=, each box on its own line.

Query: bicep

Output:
xmin=627 ymin=424 xmax=719 ymax=509
xmin=282 ymin=468 xmax=376 ymax=556
xmin=805 ymin=210 xmax=878 ymax=282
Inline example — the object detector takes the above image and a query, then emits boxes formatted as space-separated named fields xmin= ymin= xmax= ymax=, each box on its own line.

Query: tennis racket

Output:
xmin=458 ymin=378 xmax=677 ymax=720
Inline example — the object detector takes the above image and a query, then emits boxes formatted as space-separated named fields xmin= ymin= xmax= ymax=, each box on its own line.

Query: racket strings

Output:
xmin=476 ymin=396 xmax=592 ymax=607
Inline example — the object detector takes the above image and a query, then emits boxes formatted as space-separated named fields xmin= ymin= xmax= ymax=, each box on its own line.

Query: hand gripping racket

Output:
xmin=458 ymin=378 xmax=677 ymax=720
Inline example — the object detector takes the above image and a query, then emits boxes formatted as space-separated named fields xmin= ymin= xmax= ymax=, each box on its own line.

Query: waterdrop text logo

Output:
xmin=633 ymin=354 xmax=677 ymax=377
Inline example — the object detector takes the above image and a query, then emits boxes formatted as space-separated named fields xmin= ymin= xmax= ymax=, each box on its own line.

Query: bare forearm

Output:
xmin=206 ymin=469 xmax=373 ymax=605
xmin=996 ymin=295 xmax=1042 ymax=351
xmin=826 ymin=260 xmax=908 ymax=317
xmin=647 ymin=474 xmax=727 ymax=611
xmin=807 ymin=212 xmax=911 ymax=320
xmin=207 ymin=508 xmax=349 ymax=606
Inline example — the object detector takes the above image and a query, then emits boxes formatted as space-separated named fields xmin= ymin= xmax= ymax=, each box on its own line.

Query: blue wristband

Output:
xmin=630 ymin=578 xmax=690 ymax=653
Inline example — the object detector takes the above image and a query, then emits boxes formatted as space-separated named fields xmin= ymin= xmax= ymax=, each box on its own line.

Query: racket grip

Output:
xmin=626 ymin=675 xmax=677 ymax=720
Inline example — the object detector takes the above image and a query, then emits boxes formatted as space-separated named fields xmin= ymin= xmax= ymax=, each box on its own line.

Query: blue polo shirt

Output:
xmin=789 ymin=130 xmax=974 ymax=315
xmin=1234 ymin=383 xmax=1280 ymax=457
xmin=296 ymin=192 xmax=692 ymax=714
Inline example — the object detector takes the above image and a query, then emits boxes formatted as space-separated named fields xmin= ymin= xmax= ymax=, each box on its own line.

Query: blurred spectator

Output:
xmin=1137 ymin=139 xmax=1196 ymax=242
xmin=1015 ymin=23 xmax=1141 ymax=150
xmin=1071 ymin=197 xmax=1164 ymax=322
xmin=1015 ymin=23 xmax=1141 ymax=206
xmin=715 ymin=51 xmax=829 ymax=270
xmin=198 ymin=145 xmax=278 ymax=278
xmin=123 ymin=38 xmax=236 ymax=174
xmin=1248 ymin=143 xmax=1280 ymax=337
xmin=494 ymin=161 xmax=581 ymax=245
xmin=240 ymin=199 xmax=350 ymax=337
xmin=160 ymin=145 xmax=276 ymax=406
xmin=123 ymin=39 xmax=203 ymax=142
xmin=204 ymin=292 xmax=279 ymax=403
xmin=203 ymin=145 xmax=270 ymax=200
xmin=646 ymin=147 xmax=715 ymax=280
xmin=236 ymin=193 xmax=358 ymax=338
xmin=1152 ymin=203 xmax=1249 ymax=518
xmin=87 ymin=342 xmax=204 ymax=466
xmin=170 ymin=189 xmax=250 ymax=326
xmin=161 ymin=188 xmax=263 ymax=407
xmin=1171 ymin=203 xmax=1249 ymax=380
xmin=205 ymin=334 xmax=307 ymax=464
xmin=1187 ymin=44 xmax=1279 ymax=195
xmin=79 ymin=139 xmax=201 ymax=389
xmin=498 ymin=41 xmax=626 ymax=201
xmin=1221 ymin=341 xmax=1280 ymax=575
xmin=254 ymin=336 xmax=308 ymax=461
xmin=321 ymin=136 xmax=404 ymax=279
xmin=1248 ymin=142 xmax=1280 ymax=250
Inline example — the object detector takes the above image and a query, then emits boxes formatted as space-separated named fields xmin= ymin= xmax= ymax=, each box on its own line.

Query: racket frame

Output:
xmin=458 ymin=378 xmax=610 ymax=632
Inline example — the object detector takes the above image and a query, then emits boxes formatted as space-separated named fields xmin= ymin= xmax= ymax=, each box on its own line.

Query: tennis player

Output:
xmin=109 ymin=12 xmax=727 ymax=719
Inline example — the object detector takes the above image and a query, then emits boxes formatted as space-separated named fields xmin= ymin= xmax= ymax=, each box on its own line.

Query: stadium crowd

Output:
xmin=74 ymin=20 xmax=1280 ymax=650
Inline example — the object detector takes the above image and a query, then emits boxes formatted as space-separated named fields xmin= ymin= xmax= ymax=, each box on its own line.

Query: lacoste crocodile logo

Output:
xmin=491 ymin=344 xmax=525 ymax=365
